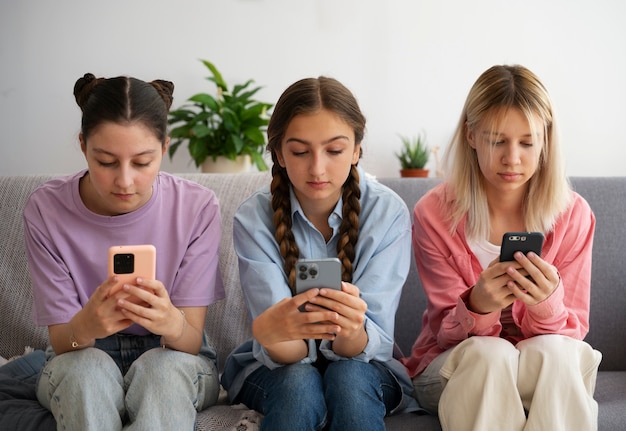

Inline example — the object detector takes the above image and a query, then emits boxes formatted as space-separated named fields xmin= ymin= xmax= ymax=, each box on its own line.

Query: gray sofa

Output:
xmin=0 ymin=173 xmax=624 ymax=430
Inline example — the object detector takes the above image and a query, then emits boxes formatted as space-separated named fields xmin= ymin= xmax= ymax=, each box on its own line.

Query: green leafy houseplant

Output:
xmin=168 ymin=59 xmax=273 ymax=171
xmin=396 ymin=134 xmax=430 ymax=177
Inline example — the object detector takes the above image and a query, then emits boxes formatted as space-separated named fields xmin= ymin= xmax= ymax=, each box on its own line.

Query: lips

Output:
xmin=113 ymin=192 xmax=134 ymax=200
xmin=307 ymin=181 xmax=329 ymax=189
xmin=499 ymin=172 xmax=521 ymax=181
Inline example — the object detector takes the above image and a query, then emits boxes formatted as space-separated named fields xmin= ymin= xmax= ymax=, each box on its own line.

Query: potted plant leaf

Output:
xmin=168 ymin=59 xmax=273 ymax=172
xmin=396 ymin=133 xmax=430 ymax=177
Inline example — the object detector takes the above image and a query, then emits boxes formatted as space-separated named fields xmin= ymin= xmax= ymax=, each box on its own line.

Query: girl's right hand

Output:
xmin=467 ymin=261 xmax=522 ymax=314
xmin=49 ymin=276 xmax=133 ymax=354
xmin=251 ymin=288 xmax=341 ymax=364
xmin=75 ymin=276 xmax=135 ymax=339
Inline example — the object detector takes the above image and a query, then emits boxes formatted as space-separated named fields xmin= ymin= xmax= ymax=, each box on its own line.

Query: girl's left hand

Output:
xmin=505 ymin=252 xmax=560 ymax=305
xmin=305 ymin=282 xmax=368 ymax=356
xmin=115 ymin=278 xmax=181 ymax=340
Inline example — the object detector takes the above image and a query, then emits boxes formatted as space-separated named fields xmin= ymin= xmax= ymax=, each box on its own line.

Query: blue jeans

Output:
xmin=36 ymin=333 xmax=220 ymax=431
xmin=235 ymin=360 xmax=401 ymax=431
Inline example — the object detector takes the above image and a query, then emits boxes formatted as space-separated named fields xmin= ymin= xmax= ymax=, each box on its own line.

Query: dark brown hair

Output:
xmin=73 ymin=73 xmax=174 ymax=145
xmin=267 ymin=77 xmax=365 ymax=292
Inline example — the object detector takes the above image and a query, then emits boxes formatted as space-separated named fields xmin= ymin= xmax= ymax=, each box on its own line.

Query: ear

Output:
xmin=79 ymin=133 xmax=87 ymax=154
xmin=465 ymin=123 xmax=477 ymax=149
xmin=162 ymin=137 xmax=170 ymax=157
xmin=275 ymin=149 xmax=286 ymax=168
xmin=352 ymin=143 xmax=361 ymax=164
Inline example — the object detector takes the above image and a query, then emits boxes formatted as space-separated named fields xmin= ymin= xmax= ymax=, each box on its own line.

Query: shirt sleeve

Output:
xmin=168 ymin=190 xmax=225 ymax=307
xmin=23 ymin=194 xmax=82 ymax=326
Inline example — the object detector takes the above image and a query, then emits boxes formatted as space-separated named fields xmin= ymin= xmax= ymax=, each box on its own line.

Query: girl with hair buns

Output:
xmin=221 ymin=76 xmax=417 ymax=430
xmin=23 ymin=73 xmax=224 ymax=430
xmin=401 ymin=65 xmax=602 ymax=430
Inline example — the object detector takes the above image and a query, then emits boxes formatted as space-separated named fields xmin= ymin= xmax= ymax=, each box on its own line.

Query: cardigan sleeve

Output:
xmin=516 ymin=193 xmax=595 ymax=340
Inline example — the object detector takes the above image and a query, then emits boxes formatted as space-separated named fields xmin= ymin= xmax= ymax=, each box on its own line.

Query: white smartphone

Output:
xmin=295 ymin=258 xmax=342 ymax=294
xmin=499 ymin=232 xmax=544 ymax=262
xmin=107 ymin=244 xmax=156 ymax=297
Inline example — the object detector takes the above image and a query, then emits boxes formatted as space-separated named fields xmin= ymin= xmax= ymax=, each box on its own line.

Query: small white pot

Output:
xmin=201 ymin=155 xmax=252 ymax=173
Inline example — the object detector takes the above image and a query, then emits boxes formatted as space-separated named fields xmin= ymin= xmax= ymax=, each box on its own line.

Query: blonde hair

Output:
xmin=443 ymin=65 xmax=572 ymax=240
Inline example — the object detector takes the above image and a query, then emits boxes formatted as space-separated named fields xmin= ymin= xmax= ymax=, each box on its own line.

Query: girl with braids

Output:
xmin=401 ymin=65 xmax=602 ymax=430
xmin=23 ymin=73 xmax=224 ymax=430
xmin=221 ymin=76 xmax=416 ymax=430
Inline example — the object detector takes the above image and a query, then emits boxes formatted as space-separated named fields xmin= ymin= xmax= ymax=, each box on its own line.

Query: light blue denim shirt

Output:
xmin=221 ymin=167 xmax=417 ymax=413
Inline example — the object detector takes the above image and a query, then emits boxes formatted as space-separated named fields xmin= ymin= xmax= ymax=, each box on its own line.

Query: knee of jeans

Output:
xmin=49 ymin=348 xmax=118 ymax=377
xmin=325 ymin=360 xmax=368 ymax=385
xmin=324 ymin=360 xmax=385 ymax=395
xmin=129 ymin=348 xmax=180 ymax=377
xmin=128 ymin=348 xmax=215 ymax=385
xmin=272 ymin=363 xmax=322 ymax=395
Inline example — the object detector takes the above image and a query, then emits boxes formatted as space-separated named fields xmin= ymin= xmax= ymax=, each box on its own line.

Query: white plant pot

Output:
xmin=201 ymin=155 xmax=251 ymax=173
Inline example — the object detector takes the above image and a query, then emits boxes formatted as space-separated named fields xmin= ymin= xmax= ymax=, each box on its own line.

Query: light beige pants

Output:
xmin=416 ymin=335 xmax=602 ymax=431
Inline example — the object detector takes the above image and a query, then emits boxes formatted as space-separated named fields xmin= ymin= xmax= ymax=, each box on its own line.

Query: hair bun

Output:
xmin=150 ymin=80 xmax=175 ymax=109
xmin=73 ymin=73 xmax=101 ymax=110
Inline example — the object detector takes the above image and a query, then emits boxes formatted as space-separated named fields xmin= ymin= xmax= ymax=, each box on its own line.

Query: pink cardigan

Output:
xmin=401 ymin=183 xmax=596 ymax=378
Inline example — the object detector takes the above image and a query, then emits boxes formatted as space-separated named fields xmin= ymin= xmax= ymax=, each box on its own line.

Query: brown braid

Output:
xmin=271 ymin=164 xmax=300 ymax=293
xmin=337 ymin=165 xmax=361 ymax=282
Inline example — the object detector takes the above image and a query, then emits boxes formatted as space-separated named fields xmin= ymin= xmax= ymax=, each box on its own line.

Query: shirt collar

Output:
xmin=289 ymin=185 xmax=343 ymax=228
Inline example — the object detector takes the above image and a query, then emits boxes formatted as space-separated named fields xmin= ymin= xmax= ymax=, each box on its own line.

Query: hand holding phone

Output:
xmin=499 ymin=232 xmax=544 ymax=262
xmin=108 ymin=244 xmax=156 ymax=302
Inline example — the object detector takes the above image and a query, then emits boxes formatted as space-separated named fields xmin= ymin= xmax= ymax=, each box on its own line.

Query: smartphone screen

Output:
xmin=499 ymin=232 xmax=544 ymax=262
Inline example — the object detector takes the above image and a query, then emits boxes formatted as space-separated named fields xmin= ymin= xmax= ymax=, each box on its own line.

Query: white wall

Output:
xmin=1 ymin=0 xmax=625 ymax=177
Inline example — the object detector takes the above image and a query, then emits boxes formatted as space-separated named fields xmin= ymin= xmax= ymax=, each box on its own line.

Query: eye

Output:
xmin=291 ymin=150 xmax=308 ymax=157
xmin=134 ymin=161 xmax=152 ymax=167
xmin=328 ymin=149 xmax=344 ymax=156
xmin=97 ymin=160 xmax=116 ymax=167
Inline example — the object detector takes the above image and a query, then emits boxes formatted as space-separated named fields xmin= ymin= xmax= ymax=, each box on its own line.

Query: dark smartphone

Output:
xmin=499 ymin=232 xmax=544 ymax=262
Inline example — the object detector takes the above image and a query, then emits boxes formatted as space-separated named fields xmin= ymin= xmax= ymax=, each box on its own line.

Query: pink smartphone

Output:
xmin=107 ymin=244 xmax=156 ymax=297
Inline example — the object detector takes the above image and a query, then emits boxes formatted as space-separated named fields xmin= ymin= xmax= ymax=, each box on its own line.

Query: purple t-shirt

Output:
xmin=23 ymin=170 xmax=225 ymax=335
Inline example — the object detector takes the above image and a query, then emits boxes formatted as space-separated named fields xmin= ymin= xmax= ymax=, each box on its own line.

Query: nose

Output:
xmin=502 ymin=143 xmax=521 ymax=165
xmin=308 ymin=151 xmax=325 ymax=176
xmin=115 ymin=164 xmax=133 ymax=189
